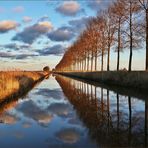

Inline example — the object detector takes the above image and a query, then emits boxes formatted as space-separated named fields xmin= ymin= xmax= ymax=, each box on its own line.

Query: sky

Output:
xmin=0 ymin=0 xmax=145 ymax=71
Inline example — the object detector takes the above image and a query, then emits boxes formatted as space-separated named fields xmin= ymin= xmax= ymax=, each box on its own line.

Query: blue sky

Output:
xmin=0 ymin=0 xmax=145 ymax=70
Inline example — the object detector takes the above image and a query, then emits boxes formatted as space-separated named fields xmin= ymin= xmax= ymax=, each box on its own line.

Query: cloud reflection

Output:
xmin=0 ymin=113 xmax=19 ymax=124
xmin=55 ymin=128 xmax=80 ymax=144
xmin=22 ymin=121 xmax=32 ymax=128
xmin=35 ymin=88 xmax=64 ymax=100
xmin=17 ymin=100 xmax=53 ymax=125
xmin=47 ymin=102 xmax=71 ymax=117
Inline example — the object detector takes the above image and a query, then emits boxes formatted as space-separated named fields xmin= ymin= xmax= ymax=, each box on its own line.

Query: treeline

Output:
xmin=55 ymin=0 xmax=148 ymax=72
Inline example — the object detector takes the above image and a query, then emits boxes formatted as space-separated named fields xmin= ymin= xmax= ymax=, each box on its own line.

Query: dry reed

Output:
xmin=0 ymin=71 xmax=45 ymax=101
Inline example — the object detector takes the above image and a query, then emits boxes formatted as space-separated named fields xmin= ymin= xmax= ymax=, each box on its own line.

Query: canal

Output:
xmin=0 ymin=74 xmax=147 ymax=148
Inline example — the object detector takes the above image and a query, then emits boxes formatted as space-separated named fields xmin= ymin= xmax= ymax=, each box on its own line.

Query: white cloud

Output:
xmin=23 ymin=16 xmax=32 ymax=23
xmin=56 ymin=1 xmax=80 ymax=16
xmin=38 ymin=21 xmax=52 ymax=30
xmin=12 ymin=21 xmax=53 ymax=44
xmin=87 ymin=0 xmax=112 ymax=11
xmin=47 ymin=26 xmax=75 ymax=42
xmin=0 ymin=20 xmax=19 ymax=33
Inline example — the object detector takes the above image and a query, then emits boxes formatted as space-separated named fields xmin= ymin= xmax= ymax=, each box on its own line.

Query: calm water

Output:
xmin=0 ymin=75 xmax=147 ymax=148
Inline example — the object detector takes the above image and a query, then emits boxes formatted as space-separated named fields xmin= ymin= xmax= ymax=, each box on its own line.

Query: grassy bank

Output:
xmin=56 ymin=71 xmax=148 ymax=91
xmin=0 ymin=71 xmax=46 ymax=102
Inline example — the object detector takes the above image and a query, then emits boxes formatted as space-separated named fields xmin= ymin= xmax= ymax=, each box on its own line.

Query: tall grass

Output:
xmin=0 ymin=71 xmax=45 ymax=101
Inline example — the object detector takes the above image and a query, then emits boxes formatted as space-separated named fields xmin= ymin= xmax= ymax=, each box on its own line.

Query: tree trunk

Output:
xmin=87 ymin=57 xmax=89 ymax=71
xmin=76 ymin=62 xmax=78 ymax=71
xmin=84 ymin=58 xmax=86 ymax=71
xmin=101 ymin=49 xmax=104 ymax=71
xmin=146 ymin=10 xmax=148 ymax=70
xmin=95 ymin=54 xmax=97 ymax=71
xmin=81 ymin=61 xmax=82 ymax=71
xmin=117 ymin=93 xmax=119 ymax=130
xmin=81 ymin=60 xmax=83 ymax=71
xmin=128 ymin=96 xmax=132 ymax=145
xmin=145 ymin=99 xmax=148 ymax=146
xmin=129 ymin=30 xmax=133 ymax=71
xmin=128 ymin=5 xmax=133 ymax=72
xmin=117 ymin=19 xmax=121 ymax=71
xmin=91 ymin=56 xmax=93 ymax=71
xmin=91 ymin=51 xmax=94 ymax=71
xmin=101 ymin=88 xmax=104 ymax=117
xmin=107 ymin=90 xmax=110 ymax=127
xmin=107 ymin=44 xmax=111 ymax=71
xmin=79 ymin=60 xmax=81 ymax=71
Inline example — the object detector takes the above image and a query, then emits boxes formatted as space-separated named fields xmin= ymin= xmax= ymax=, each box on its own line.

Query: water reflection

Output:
xmin=35 ymin=88 xmax=64 ymax=100
xmin=55 ymin=128 xmax=81 ymax=144
xmin=0 ymin=78 xmax=48 ymax=127
xmin=56 ymin=75 xmax=148 ymax=147
xmin=0 ymin=74 xmax=147 ymax=147
xmin=0 ymin=112 xmax=19 ymax=124
xmin=17 ymin=100 xmax=53 ymax=125
xmin=48 ymin=102 xmax=71 ymax=117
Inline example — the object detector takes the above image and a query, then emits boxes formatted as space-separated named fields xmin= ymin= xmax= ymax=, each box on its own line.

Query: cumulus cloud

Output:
xmin=38 ymin=21 xmax=52 ymax=29
xmin=0 ymin=50 xmax=38 ymax=60
xmin=0 ymin=20 xmax=19 ymax=33
xmin=23 ymin=16 xmax=32 ymax=23
xmin=12 ymin=21 xmax=52 ymax=44
xmin=12 ymin=6 xmax=24 ymax=13
xmin=87 ymin=0 xmax=113 ymax=11
xmin=38 ymin=44 xmax=65 ymax=56
xmin=47 ymin=26 xmax=75 ymax=42
xmin=68 ymin=16 xmax=91 ymax=33
xmin=46 ymin=17 xmax=89 ymax=42
xmin=19 ymin=44 xmax=30 ymax=49
xmin=15 ymin=53 xmax=38 ymax=60
xmin=56 ymin=1 xmax=81 ymax=16
xmin=0 ymin=43 xmax=30 ymax=51
xmin=0 ymin=51 xmax=14 ymax=58
xmin=0 ymin=43 xmax=19 ymax=50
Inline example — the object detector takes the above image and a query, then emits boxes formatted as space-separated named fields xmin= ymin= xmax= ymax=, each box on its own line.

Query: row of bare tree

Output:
xmin=55 ymin=0 xmax=148 ymax=72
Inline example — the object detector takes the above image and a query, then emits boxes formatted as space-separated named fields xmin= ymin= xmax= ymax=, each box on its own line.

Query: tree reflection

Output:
xmin=56 ymin=75 xmax=147 ymax=147
xmin=145 ymin=99 xmax=148 ymax=147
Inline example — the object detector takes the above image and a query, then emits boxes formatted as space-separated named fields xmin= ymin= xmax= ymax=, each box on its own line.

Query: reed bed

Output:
xmin=0 ymin=71 xmax=45 ymax=101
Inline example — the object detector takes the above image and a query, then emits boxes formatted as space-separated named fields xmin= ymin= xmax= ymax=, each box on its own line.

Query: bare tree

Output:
xmin=124 ymin=0 xmax=141 ymax=71
xmin=102 ymin=9 xmax=116 ymax=71
xmin=55 ymin=0 xmax=143 ymax=73
xmin=111 ymin=0 xmax=126 ymax=71
xmin=96 ymin=15 xmax=107 ymax=71
xmin=139 ymin=0 xmax=148 ymax=70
